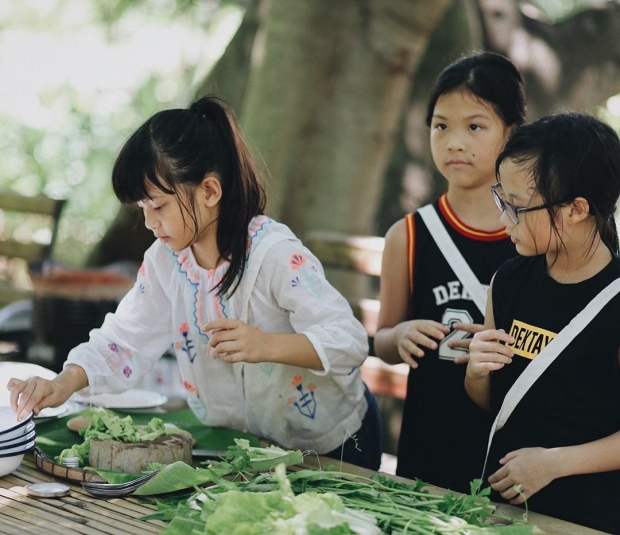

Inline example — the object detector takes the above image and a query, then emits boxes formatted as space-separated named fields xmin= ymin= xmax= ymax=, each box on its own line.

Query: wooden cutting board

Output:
xmin=89 ymin=431 xmax=193 ymax=473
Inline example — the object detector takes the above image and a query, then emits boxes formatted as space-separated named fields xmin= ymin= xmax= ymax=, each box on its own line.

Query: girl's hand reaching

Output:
xmin=467 ymin=328 xmax=514 ymax=380
xmin=488 ymin=447 xmax=558 ymax=504
xmin=394 ymin=320 xmax=450 ymax=368
xmin=203 ymin=318 xmax=268 ymax=364
xmin=7 ymin=364 xmax=87 ymax=421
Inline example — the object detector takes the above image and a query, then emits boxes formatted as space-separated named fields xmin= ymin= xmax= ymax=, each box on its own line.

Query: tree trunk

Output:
xmin=479 ymin=0 xmax=620 ymax=118
xmin=90 ymin=0 xmax=620 ymax=266
xmin=376 ymin=0 xmax=483 ymax=236
xmin=193 ymin=0 xmax=267 ymax=115
xmin=240 ymin=0 xmax=453 ymax=237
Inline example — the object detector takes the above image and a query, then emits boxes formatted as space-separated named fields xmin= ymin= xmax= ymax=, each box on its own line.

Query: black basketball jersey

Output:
xmin=490 ymin=254 xmax=620 ymax=533
xmin=396 ymin=194 xmax=515 ymax=493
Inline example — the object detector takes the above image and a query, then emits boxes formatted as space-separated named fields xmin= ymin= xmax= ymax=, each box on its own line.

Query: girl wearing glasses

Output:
xmin=467 ymin=112 xmax=620 ymax=532
xmin=374 ymin=52 xmax=524 ymax=493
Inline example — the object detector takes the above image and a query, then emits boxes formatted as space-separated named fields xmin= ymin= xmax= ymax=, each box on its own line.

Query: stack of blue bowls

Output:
xmin=0 ymin=407 xmax=36 ymax=478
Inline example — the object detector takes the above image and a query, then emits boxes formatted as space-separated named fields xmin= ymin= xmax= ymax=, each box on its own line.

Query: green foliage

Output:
xmin=0 ymin=0 xmax=243 ymax=266
xmin=526 ymin=0 xmax=604 ymax=22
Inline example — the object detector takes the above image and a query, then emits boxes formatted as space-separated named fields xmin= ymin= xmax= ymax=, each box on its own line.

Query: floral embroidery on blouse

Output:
xmin=105 ymin=342 xmax=133 ymax=377
xmin=288 ymin=374 xmax=317 ymax=419
xmin=290 ymin=253 xmax=323 ymax=300
xmin=176 ymin=323 xmax=197 ymax=363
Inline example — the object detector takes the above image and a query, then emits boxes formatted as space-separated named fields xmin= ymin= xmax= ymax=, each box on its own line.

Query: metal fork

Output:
xmin=81 ymin=470 xmax=160 ymax=498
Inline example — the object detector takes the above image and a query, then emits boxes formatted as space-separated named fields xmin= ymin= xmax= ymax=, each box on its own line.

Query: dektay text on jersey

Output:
xmin=432 ymin=281 xmax=489 ymax=306
xmin=507 ymin=319 xmax=557 ymax=360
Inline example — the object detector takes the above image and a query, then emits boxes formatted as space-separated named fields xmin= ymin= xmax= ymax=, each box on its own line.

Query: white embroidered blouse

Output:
xmin=66 ymin=216 xmax=369 ymax=453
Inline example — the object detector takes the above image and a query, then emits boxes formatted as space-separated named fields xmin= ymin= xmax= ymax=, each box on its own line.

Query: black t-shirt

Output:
xmin=396 ymin=195 xmax=515 ymax=493
xmin=490 ymin=253 xmax=620 ymax=533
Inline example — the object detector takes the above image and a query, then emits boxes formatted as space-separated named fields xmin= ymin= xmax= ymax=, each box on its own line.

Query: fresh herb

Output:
xmin=133 ymin=439 xmax=304 ymax=495
xmin=161 ymin=464 xmax=381 ymax=535
xmin=141 ymin=441 xmax=538 ymax=534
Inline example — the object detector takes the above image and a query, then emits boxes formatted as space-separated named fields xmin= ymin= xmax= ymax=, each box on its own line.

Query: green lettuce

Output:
xmin=162 ymin=464 xmax=381 ymax=535
xmin=55 ymin=407 xmax=180 ymax=465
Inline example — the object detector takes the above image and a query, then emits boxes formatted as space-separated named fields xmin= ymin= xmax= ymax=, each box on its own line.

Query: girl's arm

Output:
xmin=374 ymin=220 xmax=410 ymax=364
xmin=64 ymin=245 xmax=174 ymax=395
xmin=374 ymin=219 xmax=449 ymax=367
xmin=8 ymin=364 xmax=89 ymax=421
xmin=7 ymin=246 xmax=174 ymax=419
xmin=206 ymin=238 xmax=368 ymax=374
xmin=204 ymin=319 xmax=322 ymax=369
xmin=465 ymin=281 xmax=514 ymax=409
xmin=552 ymin=431 xmax=620 ymax=477
xmin=489 ymin=431 xmax=620 ymax=505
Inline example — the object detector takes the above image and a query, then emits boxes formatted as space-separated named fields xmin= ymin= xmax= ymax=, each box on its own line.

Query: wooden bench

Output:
xmin=305 ymin=231 xmax=409 ymax=401
xmin=0 ymin=192 xmax=66 ymax=306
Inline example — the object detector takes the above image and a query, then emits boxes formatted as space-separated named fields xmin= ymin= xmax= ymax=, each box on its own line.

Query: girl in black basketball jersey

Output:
xmin=375 ymin=53 xmax=524 ymax=493
xmin=467 ymin=113 xmax=620 ymax=532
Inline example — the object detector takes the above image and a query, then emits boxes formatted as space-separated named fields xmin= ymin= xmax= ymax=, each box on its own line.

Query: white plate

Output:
xmin=74 ymin=389 xmax=168 ymax=410
xmin=35 ymin=404 xmax=69 ymax=420
xmin=34 ymin=401 xmax=82 ymax=421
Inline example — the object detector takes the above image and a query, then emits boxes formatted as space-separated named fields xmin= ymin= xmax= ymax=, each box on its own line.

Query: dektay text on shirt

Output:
xmin=432 ymin=281 xmax=489 ymax=306
xmin=507 ymin=319 xmax=557 ymax=360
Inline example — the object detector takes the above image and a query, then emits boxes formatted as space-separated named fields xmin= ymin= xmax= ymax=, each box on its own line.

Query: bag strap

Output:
xmin=418 ymin=205 xmax=487 ymax=314
xmin=481 ymin=276 xmax=620 ymax=477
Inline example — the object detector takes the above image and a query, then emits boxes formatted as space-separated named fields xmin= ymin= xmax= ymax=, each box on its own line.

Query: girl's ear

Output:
xmin=566 ymin=197 xmax=590 ymax=224
xmin=199 ymin=175 xmax=222 ymax=208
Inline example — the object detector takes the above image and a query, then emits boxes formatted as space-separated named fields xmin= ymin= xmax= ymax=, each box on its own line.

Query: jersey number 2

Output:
xmin=438 ymin=308 xmax=473 ymax=361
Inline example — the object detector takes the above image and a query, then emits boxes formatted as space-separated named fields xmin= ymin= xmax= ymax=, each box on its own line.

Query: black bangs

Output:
xmin=112 ymin=120 xmax=176 ymax=204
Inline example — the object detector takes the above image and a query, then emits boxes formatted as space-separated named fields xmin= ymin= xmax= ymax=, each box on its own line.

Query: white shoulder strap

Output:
xmin=481 ymin=276 xmax=620 ymax=477
xmin=418 ymin=204 xmax=487 ymax=314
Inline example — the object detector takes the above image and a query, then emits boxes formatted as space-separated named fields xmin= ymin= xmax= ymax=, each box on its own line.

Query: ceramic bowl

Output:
xmin=0 ymin=427 xmax=36 ymax=448
xmin=0 ymin=439 xmax=35 ymax=458
xmin=0 ymin=407 xmax=33 ymax=442
xmin=0 ymin=420 xmax=35 ymax=445
xmin=0 ymin=453 xmax=24 ymax=478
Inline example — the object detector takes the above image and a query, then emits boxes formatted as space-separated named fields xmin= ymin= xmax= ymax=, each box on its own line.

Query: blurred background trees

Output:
xmin=1 ymin=0 xmax=620 ymax=270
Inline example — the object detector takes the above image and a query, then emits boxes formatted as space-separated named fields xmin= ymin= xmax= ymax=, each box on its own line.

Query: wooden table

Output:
xmin=0 ymin=454 xmax=607 ymax=535
xmin=0 ymin=454 xmax=167 ymax=535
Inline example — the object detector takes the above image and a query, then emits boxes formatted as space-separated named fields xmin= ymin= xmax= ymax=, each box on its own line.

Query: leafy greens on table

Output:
xmin=34 ymin=407 xmax=261 ymax=474
xmin=140 ymin=440 xmax=538 ymax=535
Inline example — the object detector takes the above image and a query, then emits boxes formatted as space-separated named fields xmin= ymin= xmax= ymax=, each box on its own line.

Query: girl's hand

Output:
xmin=394 ymin=320 xmax=450 ymax=368
xmin=449 ymin=322 xmax=485 ymax=364
xmin=202 ymin=319 xmax=268 ymax=363
xmin=466 ymin=329 xmax=514 ymax=380
xmin=488 ymin=448 xmax=557 ymax=504
xmin=8 ymin=376 xmax=72 ymax=421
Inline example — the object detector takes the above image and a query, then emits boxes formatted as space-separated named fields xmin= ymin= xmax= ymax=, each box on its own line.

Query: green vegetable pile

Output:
xmin=56 ymin=407 xmax=181 ymax=466
xmin=142 ymin=441 xmax=538 ymax=535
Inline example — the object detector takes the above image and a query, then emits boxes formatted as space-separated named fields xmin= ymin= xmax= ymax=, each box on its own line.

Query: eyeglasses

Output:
xmin=490 ymin=183 xmax=563 ymax=225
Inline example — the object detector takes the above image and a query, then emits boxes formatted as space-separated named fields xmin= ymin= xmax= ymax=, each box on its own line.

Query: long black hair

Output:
xmin=425 ymin=52 xmax=526 ymax=128
xmin=112 ymin=96 xmax=266 ymax=296
xmin=496 ymin=112 xmax=620 ymax=255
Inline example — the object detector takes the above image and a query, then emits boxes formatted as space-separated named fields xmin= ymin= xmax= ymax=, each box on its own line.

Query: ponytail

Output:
xmin=189 ymin=96 xmax=266 ymax=296
xmin=112 ymin=96 xmax=266 ymax=297
xmin=601 ymin=213 xmax=620 ymax=255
